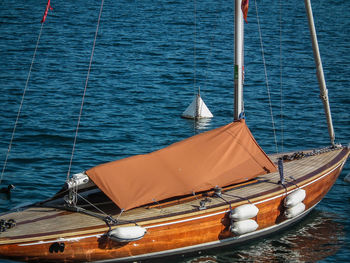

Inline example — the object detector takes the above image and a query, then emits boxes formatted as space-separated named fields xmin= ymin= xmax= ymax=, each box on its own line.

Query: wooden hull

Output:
xmin=0 ymin=147 xmax=348 ymax=262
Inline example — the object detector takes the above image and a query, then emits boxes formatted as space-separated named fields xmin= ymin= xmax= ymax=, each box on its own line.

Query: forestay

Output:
xmin=86 ymin=120 xmax=276 ymax=211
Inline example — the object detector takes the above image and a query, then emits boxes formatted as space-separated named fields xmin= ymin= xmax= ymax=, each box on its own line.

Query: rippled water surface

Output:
xmin=0 ymin=0 xmax=349 ymax=262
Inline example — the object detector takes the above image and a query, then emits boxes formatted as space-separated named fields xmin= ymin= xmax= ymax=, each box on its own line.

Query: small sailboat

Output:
xmin=181 ymin=88 xmax=213 ymax=119
xmin=0 ymin=0 xmax=348 ymax=262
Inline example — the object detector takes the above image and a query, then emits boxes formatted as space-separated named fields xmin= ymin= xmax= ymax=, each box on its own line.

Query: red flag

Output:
xmin=241 ymin=0 xmax=249 ymax=23
xmin=41 ymin=0 xmax=53 ymax=23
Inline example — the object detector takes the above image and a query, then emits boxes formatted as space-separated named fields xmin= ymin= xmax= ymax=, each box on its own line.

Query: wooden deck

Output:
xmin=0 ymin=147 xmax=346 ymax=246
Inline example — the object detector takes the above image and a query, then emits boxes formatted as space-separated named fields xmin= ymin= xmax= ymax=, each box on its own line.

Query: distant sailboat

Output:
xmin=181 ymin=88 xmax=213 ymax=119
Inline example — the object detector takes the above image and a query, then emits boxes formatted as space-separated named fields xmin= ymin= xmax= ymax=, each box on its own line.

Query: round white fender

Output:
xmin=229 ymin=204 xmax=259 ymax=221
xmin=230 ymin=219 xmax=259 ymax=235
xmin=108 ymin=226 xmax=147 ymax=243
xmin=285 ymin=202 xmax=305 ymax=218
xmin=284 ymin=189 xmax=306 ymax=208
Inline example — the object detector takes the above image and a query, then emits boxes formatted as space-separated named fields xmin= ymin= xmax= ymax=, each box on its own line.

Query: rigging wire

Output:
xmin=254 ymin=0 xmax=279 ymax=153
xmin=192 ymin=0 xmax=198 ymax=134
xmin=66 ymin=0 xmax=105 ymax=181
xmin=202 ymin=0 xmax=223 ymax=97
xmin=279 ymin=0 xmax=284 ymax=153
xmin=193 ymin=0 xmax=197 ymax=96
xmin=0 ymin=23 xmax=45 ymax=185
xmin=77 ymin=192 xmax=109 ymax=217
xmin=191 ymin=0 xmax=217 ymax=132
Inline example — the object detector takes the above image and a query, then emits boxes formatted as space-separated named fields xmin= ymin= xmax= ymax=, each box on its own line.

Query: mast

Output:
xmin=234 ymin=0 xmax=244 ymax=121
xmin=304 ymin=0 xmax=335 ymax=146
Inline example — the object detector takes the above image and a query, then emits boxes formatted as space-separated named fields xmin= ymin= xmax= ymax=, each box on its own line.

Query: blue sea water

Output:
xmin=0 ymin=0 xmax=349 ymax=262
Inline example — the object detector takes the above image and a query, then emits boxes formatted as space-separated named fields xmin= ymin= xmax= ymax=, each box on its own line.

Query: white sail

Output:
xmin=181 ymin=94 xmax=213 ymax=119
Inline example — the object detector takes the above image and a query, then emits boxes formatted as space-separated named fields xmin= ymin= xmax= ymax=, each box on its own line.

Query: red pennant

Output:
xmin=241 ymin=0 xmax=249 ymax=23
xmin=41 ymin=0 xmax=53 ymax=23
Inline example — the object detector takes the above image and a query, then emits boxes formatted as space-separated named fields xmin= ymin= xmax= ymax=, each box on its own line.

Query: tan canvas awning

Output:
xmin=86 ymin=120 xmax=276 ymax=211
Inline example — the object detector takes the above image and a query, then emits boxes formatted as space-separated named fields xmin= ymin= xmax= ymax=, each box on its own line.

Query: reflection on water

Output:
xmin=184 ymin=118 xmax=214 ymax=134
xmin=149 ymin=210 xmax=344 ymax=263
xmin=193 ymin=118 xmax=213 ymax=131
xmin=224 ymin=214 xmax=342 ymax=263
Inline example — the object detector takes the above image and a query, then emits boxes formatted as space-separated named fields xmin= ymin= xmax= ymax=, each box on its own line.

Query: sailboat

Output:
xmin=0 ymin=0 xmax=349 ymax=262
xmin=181 ymin=89 xmax=214 ymax=119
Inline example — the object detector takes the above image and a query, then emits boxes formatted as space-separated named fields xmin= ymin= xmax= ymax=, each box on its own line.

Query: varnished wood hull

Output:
xmin=0 ymin=147 xmax=348 ymax=262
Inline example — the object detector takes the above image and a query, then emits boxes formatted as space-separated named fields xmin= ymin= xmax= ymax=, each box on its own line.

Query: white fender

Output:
xmin=108 ymin=226 xmax=146 ymax=242
xmin=229 ymin=204 xmax=259 ymax=221
xmin=284 ymin=189 xmax=306 ymax=208
xmin=285 ymin=202 xmax=305 ymax=218
xmin=230 ymin=219 xmax=259 ymax=235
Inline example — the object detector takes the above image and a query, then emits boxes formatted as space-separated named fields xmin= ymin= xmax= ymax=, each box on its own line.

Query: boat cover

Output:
xmin=86 ymin=120 xmax=277 ymax=211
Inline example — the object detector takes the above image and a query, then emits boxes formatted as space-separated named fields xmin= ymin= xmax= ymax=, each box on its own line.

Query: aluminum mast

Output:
xmin=234 ymin=0 xmax=244 ymax=121
xmin=304 ymin=0 xmax=335 ymax=146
